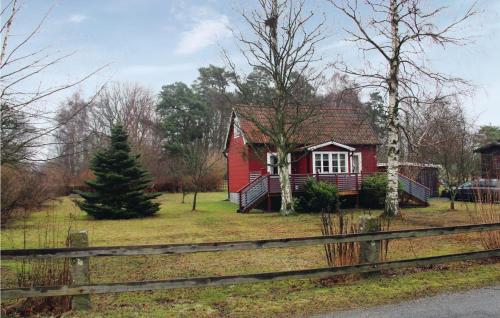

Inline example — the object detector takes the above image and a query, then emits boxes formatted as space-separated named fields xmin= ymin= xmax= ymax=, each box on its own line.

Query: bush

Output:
xmin=296 ymin=178 xmax=339 ymax=212
xmin=359 ymin=173 xmax=388 ymax=209
xmin=1 ymin=164 xmax=65 ymax=226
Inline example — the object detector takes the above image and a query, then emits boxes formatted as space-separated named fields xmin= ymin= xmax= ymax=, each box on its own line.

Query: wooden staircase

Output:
xmin=398 ymin=173 xmax=431 ymax=206
xmin=237 ymin=175 xmax=270 ymax=212
xmin=237 ymin=173 xmax=431 ymax=212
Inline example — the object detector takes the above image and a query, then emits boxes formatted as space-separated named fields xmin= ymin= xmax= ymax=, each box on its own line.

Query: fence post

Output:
xmin=358 ymin=216 xmax=381 ymax=278
xmin=69 ymin=231 xmax=91 ymax=311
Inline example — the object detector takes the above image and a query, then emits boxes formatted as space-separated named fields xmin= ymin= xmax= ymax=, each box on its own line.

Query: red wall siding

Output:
xmin=293 ymin=152 xmax=309 ymax=174
xmin=227 ymin=125 xmax=250 ymax=192
xmin=248 ymin=149 xmax=310 ymax=174
xmin=355 ymin=145 xmax=378 ymax=173
xmin=248 ymin=149 xmax=266 ymax=174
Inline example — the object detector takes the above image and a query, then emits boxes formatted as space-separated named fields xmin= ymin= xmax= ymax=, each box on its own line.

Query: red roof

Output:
xmin=232 ymin=102 xmax=379 ymax=146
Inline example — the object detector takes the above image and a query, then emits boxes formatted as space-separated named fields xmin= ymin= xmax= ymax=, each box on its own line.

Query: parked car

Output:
xmin=455 ymin=179 xmax=500 ymax=202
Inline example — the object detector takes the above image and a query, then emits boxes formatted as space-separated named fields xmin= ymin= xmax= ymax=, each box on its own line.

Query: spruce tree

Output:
xmin=77 ymin=124 xmax=160 ymax=219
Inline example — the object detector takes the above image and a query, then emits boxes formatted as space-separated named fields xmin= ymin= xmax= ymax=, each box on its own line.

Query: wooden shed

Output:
xmin=474 ymin=141 xmax=500 ymax=179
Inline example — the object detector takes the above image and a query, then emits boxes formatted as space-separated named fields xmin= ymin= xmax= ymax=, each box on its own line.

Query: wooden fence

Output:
xmin=1 ymin=223 xmax=499 ymax=309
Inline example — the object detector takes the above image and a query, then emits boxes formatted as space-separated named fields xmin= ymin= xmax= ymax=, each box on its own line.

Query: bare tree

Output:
xmin=88 ymin=82 xmax=166 ymax=176
xmin=329 ymin=0 xmax=476 ymax=216
xmin=1 ymin=1 xmax=106 ymax=222
xmin=410 ymin=97 xmax=476 ymax=210
xmin=226 ymin=0 xmax=326 ymax=215
xmin=0 ymin=0 xmax=105 ymax=165
xmin=53 ymin=83 xmax=168 ymax=192
xmin=53 ymin=93 xmax=98 ymax=188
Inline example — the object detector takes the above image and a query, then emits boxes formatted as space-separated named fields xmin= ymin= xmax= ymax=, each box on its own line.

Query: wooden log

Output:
xmin=2 ymin=223 xmax=499 ymax=259
xmin=2 ymin=249 xmax=498 ymax=299
xmin=68 ymin=231 xmax=91 ymax=310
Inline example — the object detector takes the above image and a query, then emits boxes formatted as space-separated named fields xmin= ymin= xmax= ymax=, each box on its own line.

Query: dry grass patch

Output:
xmin=1 ymin=193 xmax=499 ymax=317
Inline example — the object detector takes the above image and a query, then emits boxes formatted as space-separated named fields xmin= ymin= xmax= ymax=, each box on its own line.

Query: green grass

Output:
xmin=1 ymin=193 xmax=499 ymax=317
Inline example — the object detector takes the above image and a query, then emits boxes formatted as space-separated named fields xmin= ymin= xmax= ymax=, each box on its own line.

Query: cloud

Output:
xmin=120 ymin=63 xmax=198 ymax=76
xmin=175 ymin=15 xmax=231 ymax=55
xmin=320 ymin=40 xmax=355 ymax=52
xmin=68 ymin=14 xmax=87 ymax=24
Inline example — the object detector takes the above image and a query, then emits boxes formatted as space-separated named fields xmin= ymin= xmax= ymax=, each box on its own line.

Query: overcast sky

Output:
xmin=10 ymin=0 xmax=500 ymax=126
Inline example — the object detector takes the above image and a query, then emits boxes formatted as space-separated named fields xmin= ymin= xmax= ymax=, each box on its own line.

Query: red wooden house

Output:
xmin=224 ymin=104 xmax=430 ymax=212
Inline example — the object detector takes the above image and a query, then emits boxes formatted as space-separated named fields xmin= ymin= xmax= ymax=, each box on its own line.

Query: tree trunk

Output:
xmin=277 ymin=149 xmax=294 ymax=215
xmin=269 ymin=0 xmax=293 ymax=216
xmin=450 ymin=190 xmax=456 ymax=210
xmin=384 ymin=0 xmax=400 ymax=217
xmin=192 ymin=190 xmax=198 ymax=211
xmin=385 ymin=114 xmax=400 ymax=216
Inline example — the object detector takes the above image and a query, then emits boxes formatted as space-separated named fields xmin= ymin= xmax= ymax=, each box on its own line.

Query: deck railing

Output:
xmin=239 ymin=173 xmax=374 ymax=211
xmin=238 ymin=172 xmax=431 ymax=211
xmin=269 ymin=173 xmax=375 ymax=194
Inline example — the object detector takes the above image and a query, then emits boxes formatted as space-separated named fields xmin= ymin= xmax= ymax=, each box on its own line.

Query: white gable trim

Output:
xmin=223 ymin=110 xmax=247 ymax=152
xmin=223 ymin=111 xmax=235 ymax=151
xmin=307 ymin=141 xmax=356 ymax=152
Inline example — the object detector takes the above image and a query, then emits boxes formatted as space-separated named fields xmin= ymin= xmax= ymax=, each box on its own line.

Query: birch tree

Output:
xmin=329 ymin=0 xmax=475 ymax=216
xmin=226 ymin=0 xmax=325 ymax=215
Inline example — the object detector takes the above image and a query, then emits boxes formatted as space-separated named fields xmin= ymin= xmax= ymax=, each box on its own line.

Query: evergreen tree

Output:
xmin=77 ymin=124 xmax=160 ymax=219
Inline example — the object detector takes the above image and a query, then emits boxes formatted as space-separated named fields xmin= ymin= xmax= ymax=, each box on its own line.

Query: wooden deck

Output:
xmin=238 ymin=173 xmax=431 ymax=212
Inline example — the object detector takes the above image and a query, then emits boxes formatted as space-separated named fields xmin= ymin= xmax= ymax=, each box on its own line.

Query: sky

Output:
xmin=8 ymin=0 xmax=500 ymax=126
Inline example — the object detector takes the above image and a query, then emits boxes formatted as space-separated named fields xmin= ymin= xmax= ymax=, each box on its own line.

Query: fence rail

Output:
xmin=1 ymin=222 xmax=499 ymax=304
xmin=3 ymin=223 xmax=500 ymax=259
xmin=2 ymin=249 xmax=498 ymax=300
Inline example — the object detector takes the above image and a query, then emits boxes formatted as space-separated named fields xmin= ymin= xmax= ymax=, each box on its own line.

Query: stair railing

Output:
xmin=398 ymin=173 xmax=431 ymax=203
xmin=238 ymin=175 xmax=270 ymax=211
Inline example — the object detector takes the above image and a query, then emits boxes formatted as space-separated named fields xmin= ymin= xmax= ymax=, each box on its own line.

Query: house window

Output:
xmin=339 ymin=153 xmax=347 ymax=173
xmin=323 ymin=154 xmax=330 ymax=173
xmin=351 ymin=153 xmax=362 ymax=173
xmin=267 ymin=153 xmax=291 ymax=175
xmin=313 ymin=152 xmax=349 ymax=173
xmin=314 ymin=154 xmax=321 ymax=173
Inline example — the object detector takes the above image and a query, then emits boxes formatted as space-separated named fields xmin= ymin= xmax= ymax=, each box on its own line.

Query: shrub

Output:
xmin=3 ymin=208 xmax=73 ymax=316
xmin=470 ymin=192 xmax=500 ymax=249
xmin=1 ymin=164 xmax=65 ymax=226
xmin=359 ymin=173 xmax=388 ymax=209
xmin=296 ymin=178 xmax=339 ymax=212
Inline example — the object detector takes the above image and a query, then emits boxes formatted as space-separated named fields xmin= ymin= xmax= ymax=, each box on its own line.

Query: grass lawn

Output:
xmin=1 ymin=192 xmax=499 ymax=317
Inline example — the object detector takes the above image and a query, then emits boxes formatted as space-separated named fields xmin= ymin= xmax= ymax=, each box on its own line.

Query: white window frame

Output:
xmin=233 ymin=117 xmax=241 ymax=138
xmin=313 ymin=151 xmax=349 ymax=174
xmin=267 ymin=152 xmax=292 ymax=175
xmin=350 ymin=152 xmax=362 ymax=173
